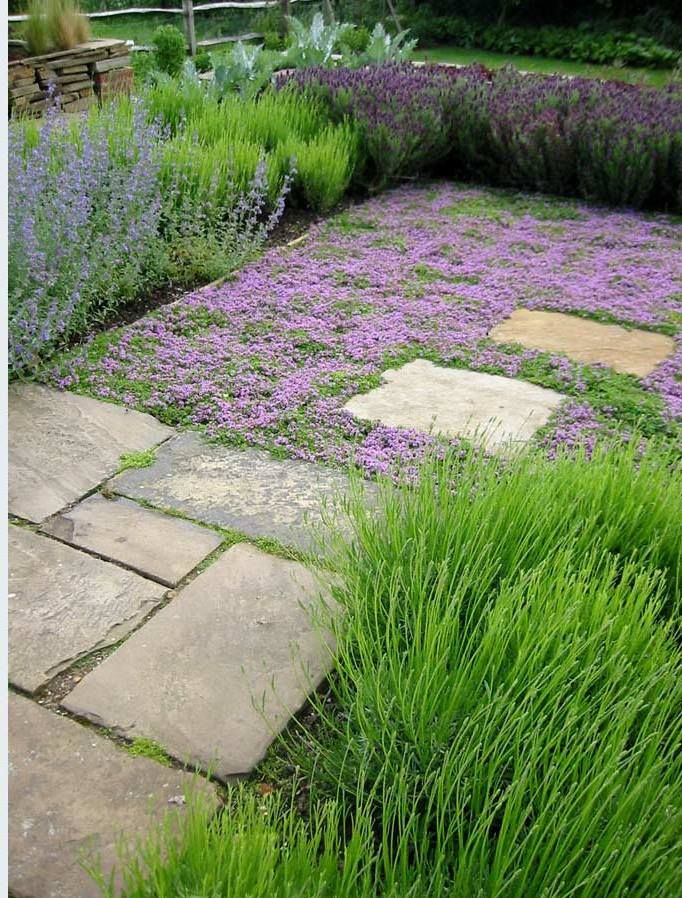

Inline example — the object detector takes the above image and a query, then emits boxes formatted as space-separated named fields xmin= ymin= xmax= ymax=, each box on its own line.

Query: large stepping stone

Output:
xmin=9 ymin=383 xmax=171 ymax=522
xmin=9 ymin=692 xmax=217 ymax=898
xmin=42 ymin=494 xmax=222 ymax=587
xmin=9 ymin=525 xmax=166 ymax=692
xmin=63 ymin=543 xmax=333 ymax=779
xmin=343 ymin=359 xmax=563 ymax=451
xmin=490 ymin=308 xmax=674 ymax=377
xmin=111 ymin=431 xmax=360 ymax=552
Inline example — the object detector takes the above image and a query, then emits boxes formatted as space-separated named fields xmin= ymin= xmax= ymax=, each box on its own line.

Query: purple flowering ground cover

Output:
xmin=52 ymin=182 xmax=682 ymax=476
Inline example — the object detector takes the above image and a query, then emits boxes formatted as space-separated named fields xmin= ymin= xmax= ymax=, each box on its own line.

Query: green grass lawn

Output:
xmin=414 ymin=44 xmax=676 ymax=87
xmin=89 ymin=11 xmax=255 ymax=49
xmin=84 ymin=18 xmax=676 ymax=87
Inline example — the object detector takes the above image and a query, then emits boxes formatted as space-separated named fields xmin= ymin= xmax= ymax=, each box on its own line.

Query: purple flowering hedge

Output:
xmin=282 ymin=64 xmax=682 ymax=211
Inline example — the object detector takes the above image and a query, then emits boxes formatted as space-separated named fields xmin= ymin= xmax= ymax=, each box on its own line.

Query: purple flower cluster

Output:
xmin=283 ymin=64 xmax=682 ymax=211
xmin=8 ymin=98 xmax=165 ymax=375
xmin=54 ymin=183 xmax=682 ymax=475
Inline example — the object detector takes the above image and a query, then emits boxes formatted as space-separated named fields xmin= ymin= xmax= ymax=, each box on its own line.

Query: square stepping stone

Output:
xmin=111 ymin=431 xmax=366 ymax=553
xmin=9 ymin=525 xmax=166 ymax=693
xmin=62 ymin=543 xmax=334 ymax=779
xmin=9 ymin=383 xmax=171 ymax=523
xmin=9 ymin=692 xmax=217 ymax=898
xmin=343 ymin=359 xmax=563 ymax=450
xmin=42 ymin=494 xmax=222 ymax=587
xmin=490 ymin=308 xmax=674 ymax=377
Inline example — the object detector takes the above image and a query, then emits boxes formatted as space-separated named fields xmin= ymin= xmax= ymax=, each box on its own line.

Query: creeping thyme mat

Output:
xmin=52 ymin=183 xmax=682 ymax=475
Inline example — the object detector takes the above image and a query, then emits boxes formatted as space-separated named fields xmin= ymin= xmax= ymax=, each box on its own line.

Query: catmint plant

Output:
xmin=8 ymin=95 xmax=166 ymax=375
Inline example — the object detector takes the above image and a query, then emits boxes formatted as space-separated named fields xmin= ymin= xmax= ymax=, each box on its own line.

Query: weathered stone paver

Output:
xmin=9 ymin=525 xmax=166 ymax=692
xmin=490 ymin=308 xmax=674 ymax=377
xmin=9 ymin=383 xmax=171 ymax=522
xmin=42 ymin=494 xmax=223 ymax=587
xmin=344 ymin=359 xmax=563 ymax=450
xmin=9 ymin=692 xmax=217 ymax=898
xmin=111 ymin=431 xmax=362 ymax=552
xmin=63 ymin=543 xmax=333 ymax=779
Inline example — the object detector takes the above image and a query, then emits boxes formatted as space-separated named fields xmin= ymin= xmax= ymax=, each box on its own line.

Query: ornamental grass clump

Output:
xmin=92 ymin=788 xmax=385 ymax=898
xmin=8 ymin=96 xmax=166 ymax=375
xmin=24 ymin=0 xmax=90 ymax=56
xmin=292 ymin=439 xmax=682 ymax=895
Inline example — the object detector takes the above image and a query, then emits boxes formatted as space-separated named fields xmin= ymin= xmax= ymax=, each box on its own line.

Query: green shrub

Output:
xmin=130 ymin=49 xmax=157 ymax=86
xmin=407 ymin=14 xmax=681 ymax=69
xmin=264 ymin=30 xmax=286 ymax=51
xmin=151 ymin=24 xmax=186 ymax=77
xmin=193 ymin=49 xmax=212 ymax=73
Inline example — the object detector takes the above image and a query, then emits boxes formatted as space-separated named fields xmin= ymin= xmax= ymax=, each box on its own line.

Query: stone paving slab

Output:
xmin=490 ymin=308 xmax=674 ymax=377
xmin=9 ymin=692 xmax=217 ymax=898
xmin=42 ymin=494 xmax=223 ymax=587
xmin=111 ymin=431 xmax=363 ymax=552
xmin=9 ymin=383 xmax=171 ymax=523
xmin=343 ymin=359 xmax=563 ymax=450
xmin=63 ymin=543 xmax=334 ymax=779
xmin=9 ymin=525 xmax=166 ymax=693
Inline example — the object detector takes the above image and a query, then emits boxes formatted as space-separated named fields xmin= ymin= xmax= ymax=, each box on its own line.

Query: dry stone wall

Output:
xmin=8 ymin=38 xmax=132 ymax=117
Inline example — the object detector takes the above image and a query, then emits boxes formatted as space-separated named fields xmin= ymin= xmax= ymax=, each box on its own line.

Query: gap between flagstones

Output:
xmin=9 ymin=443 xmax=344 ymax=785
xmin=16 ymin=505 xmax=321 ymax=709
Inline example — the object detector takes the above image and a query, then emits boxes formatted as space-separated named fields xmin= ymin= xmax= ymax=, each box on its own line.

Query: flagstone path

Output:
xmin=8 ymin=384 xmax=343 ymax=898
xmin=8 ymin=295 xmax=673 ymax=895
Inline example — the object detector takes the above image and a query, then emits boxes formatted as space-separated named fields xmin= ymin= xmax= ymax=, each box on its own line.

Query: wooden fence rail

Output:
xmin=8 ymin=0 xmax=314 ymax=22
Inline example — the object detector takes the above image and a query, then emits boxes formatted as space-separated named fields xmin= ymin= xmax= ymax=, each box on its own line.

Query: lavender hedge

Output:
xmin=282 ymin=64 xmax=682 ymax=212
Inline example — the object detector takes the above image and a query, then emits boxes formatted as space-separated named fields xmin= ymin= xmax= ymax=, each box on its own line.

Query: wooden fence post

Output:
xmin=182 ymin=0 xmax=197 ymax=56
xmin=322 ymin=0 xmax=335 ymax=24
xmin=280 ymin=0 xmax=290 ymax=33
xmin=385 ymin=0 xmax=402 ymax=32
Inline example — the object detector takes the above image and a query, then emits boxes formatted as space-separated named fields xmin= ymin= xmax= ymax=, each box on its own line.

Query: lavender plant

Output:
xmin=282 ymin=64 xmax=459 ymax=186
xmin=8 ymin=94 xmax=166 ymax=376
xmin=284 ymin=63 xmax=682 ymax=210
